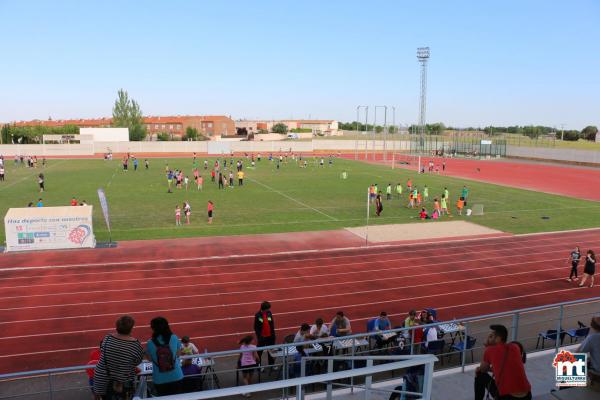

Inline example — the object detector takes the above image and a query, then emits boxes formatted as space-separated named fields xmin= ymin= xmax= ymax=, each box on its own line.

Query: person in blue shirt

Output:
xmin=133 ymin=158 xmax=139 ymax=171
xmin=36 ymin=198 xmax=43 ymax=207
xmin=146 ymin=317 xmax=183 ymax=396
xmin=373 ymin=311 xmax=393 ymax=348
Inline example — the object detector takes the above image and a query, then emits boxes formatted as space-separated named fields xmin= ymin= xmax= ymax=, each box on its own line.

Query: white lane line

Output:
xmin=0 ymin=263 xmax=569 ymax=324
xmin=1 ymin=226 xmax=598 ymax=274
xmin=0 ymin=239 xmax=584 ymax=292
xmin=0 ymin=285 xmax=591 ymax=359
xmin=248 ymin=177 xmax=338 ymax=221
xmin=0 ymin=275 xmax=586 ymax=341
xmin=1 ymin=231 xmax=595 ymax=284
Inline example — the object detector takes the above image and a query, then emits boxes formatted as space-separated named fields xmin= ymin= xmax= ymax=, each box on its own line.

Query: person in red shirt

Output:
xmin=70 ymin=197 xmax=78 ymax=206
xmin=87 ymin=346 xmax=101 ymax=396
xmin=253 ymin=301 xmax=277 ymax=371
xmin=475 ymin=325 xmax=531 ymax=400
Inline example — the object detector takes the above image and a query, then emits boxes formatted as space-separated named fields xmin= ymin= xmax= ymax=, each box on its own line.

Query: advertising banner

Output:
xmin=4 ymin=206 xmax=96 ymax=252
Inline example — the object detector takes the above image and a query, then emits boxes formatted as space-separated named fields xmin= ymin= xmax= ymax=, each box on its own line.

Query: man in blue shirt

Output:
xmin=373 ymin=311 xmax=392 ymax=348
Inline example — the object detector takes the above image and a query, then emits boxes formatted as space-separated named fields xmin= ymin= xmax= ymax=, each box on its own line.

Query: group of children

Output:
xmin=121 ymin=154 xmax=148 ymax=172
xmin=368 ymin=179 xmax=470 ymax=220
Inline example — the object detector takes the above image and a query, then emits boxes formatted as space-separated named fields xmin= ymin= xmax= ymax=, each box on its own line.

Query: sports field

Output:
xmin=1 ymin=156 xmax=599 ymax=242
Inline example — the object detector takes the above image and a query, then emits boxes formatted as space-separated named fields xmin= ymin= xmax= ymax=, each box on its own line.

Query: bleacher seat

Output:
xmin=565 ymin=322 xmax=590 ymax=344
xmin=449 ymin=336 xmax=476 ymax=363
xmin=536 ymin=329 xmax=566 ymax=349
xmin=422 ymin=339 xmax=445 ymax=365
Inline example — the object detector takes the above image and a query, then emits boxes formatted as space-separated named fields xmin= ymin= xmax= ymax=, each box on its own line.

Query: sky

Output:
xmin=0 ymin=0 xmax=599 ymax=129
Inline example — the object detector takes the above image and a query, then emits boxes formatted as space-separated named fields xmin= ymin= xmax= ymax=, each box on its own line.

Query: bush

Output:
xmin=562 ymin=130 xmax=580 ymax=141
xmin=290 ymin=128 xmax=312 ymax=133
xmin=157 ymin=132 xmax=170 ymax=141
xmin=183 ymin=127 xmax=198 ymax=141
xmin=272 ymin=123 xmax=288 ymax=134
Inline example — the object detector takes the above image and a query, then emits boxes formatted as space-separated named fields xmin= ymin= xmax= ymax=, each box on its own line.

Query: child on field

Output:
xmin=407 ymin=192 xmax=415 ymax=208
xmin=433 ymin=198 xmax=441 ymax=216
xmin=423 ymin=185 xmax=429 ymax=202
xmin=396 ymin=183 xmax=402 ymax=199
xmin=419 ymin=208 xmax=429 ymax=220
xmin=456 ymin=197 xmax=465 ymax=215
xmin=417 ymin=191 xmax=422 ymax=206
xmin=175 ymin=205 xmax=182 ymax=226
xmin=207 ymin=201 xmax=214 ymax=224
xmin=196 ymin=175 xmax=203 ymax=191
xmin=386 ymin=184 xmax=392 ymax=200
xmin=184 ymin=175 xmax=189 ymax=191
xmin=440 ymin=195 xmax=449 ymax=216
xmin=184 ymin=202 xmax=191 ymax=224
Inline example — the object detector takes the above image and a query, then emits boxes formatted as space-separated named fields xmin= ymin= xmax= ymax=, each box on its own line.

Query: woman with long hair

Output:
xmin=579 ymin=250 xmax=596 ymax=288
xmin=146 ymin=317 xmax=184 ymax=396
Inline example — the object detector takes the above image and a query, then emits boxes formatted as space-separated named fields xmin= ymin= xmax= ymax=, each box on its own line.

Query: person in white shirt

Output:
xmin=424 ymin=326 xmax=439 ymax=349
xmin=293 ymin=324 xmax=311 ymax=343
xmin=309 ymin=318 xmax=330 ymax=338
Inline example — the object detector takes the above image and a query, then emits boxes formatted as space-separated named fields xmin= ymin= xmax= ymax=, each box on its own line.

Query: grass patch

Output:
xmin=0 ymin=157 xmax=598 ymax=242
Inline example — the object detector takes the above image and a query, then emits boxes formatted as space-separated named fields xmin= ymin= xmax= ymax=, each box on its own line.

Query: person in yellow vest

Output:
xmin=237 ymin=170 xmax=245 ymax=186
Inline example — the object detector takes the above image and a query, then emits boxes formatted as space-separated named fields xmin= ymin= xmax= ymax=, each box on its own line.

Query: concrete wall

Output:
xmin=0 ymin=140 xmax=411 ymax=156
xmin=506 ymin=145 xmax=600 ymax=164
xmin=80 ymin=128 xmax=129 ymax=142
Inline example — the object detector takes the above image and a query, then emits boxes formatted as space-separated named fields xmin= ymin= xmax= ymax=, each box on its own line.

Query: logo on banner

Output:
xmin=553 ymin=350 xmax=587 ymax=387
xmin=69 ymin=225 xmax=91 ymax=245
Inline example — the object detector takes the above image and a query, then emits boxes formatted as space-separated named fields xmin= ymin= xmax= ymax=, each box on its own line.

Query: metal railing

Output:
xmin=1 ymin=296 xmax=598 ymax=399
xmin=134 ymin=355 xmax=438 ymax=400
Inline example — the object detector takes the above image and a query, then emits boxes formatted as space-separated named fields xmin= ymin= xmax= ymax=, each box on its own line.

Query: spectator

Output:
xmin=475 ymin=325 xmax=531 ymax=400
xmin=71 ymin=197 xmax=78 ymax=206
xmin=373 ymin=311 xmax=392 ymax=348
xmin=577 ymin=316 xmax=600 ymax=379
xmin=146 ymin=316 xmax=184 ymax=396
xmin=403 ymin=310 xmax=418 ymax=337
xmin=331 ymin=311 xmax=352 ymax=336
xmin=181 ymin=336 xmax=199 ymax=356
xmin=579 ymin=250 xmax=596 ymax=288
xmin=254 ymin=301 xmax=277 ymax=371
xmin=181 ymin=356 xmax=202 ymax=393
xmin=93 ymin=315 xmax=144 ymax=400
xmin=294 ymin=323 xmax=312 ymax=344
xmin=309 ymin=318 xmax=330 ymax=338
xmin=86 ymin=345 xmax=101 ymax=398
xmin=238 ymin=335 xmax=260 ymax=397
xmin=423 ymin=324 xmax=439 ymax=349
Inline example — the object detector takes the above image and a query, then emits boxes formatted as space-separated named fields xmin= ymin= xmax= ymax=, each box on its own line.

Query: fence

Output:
xmin=1 ymin=296 xmax=598 ymax=400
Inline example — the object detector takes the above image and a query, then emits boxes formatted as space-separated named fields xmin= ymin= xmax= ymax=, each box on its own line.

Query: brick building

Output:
xmin=235 ymin=119 xmax=339 ymax=135
xmin=11 ymin=115 xmax=235 ymax=140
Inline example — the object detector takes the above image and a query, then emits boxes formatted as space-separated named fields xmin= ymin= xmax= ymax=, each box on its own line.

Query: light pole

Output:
xmin=417 ymin=47 xmax=430 ymax=154
xmin=373 ymin=106 xmax=387 ymax=161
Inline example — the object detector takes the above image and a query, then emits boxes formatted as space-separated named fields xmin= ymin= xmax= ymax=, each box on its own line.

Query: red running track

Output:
xmin=343 ymin=154 xmax=600 ymax=202
xmin=1 ymin=228 xmax=599 ymax=374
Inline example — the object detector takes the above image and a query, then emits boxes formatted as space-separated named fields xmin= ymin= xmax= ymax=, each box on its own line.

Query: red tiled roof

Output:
xmin=11 ymin=115 xmax=232 ymax=127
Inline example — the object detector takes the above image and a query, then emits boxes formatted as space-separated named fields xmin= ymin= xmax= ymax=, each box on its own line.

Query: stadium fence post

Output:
xmin=326 ymin=359 xmax=334 ymax=399
xmin=555 ymin=305 xmax=564 ymax=353
xmin=511 ymin=313 xmax=520 ymax=342
xmin=48 ymin=371 xmax=54 ymax=400
xmin=365 ymin=188 xmax=370 ymax=247
xmin=364 ymin=359 xmax=374 ymax=400
xmin=461 ymin=323 xmax=468 ymax=372
xmin=350 ymin=341 xmax=356 ymax=393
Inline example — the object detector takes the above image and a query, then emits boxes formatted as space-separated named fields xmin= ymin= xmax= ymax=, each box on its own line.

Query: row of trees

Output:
xmin=339 ymin=121 xmax=598 ymax=142
xmin=1 ymin=124 xmax=79 ymax=144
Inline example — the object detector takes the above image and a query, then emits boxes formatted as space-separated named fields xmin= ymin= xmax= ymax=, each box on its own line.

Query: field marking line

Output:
xmin=1 ymin=227 xmax=599 ymax=273
xmin=0 ymin=275 xmax=587 ymax=341
xmin=0 ymin=262 xmax=571 ymax=324
xmin=247 ymin=177 xmax=338 ymax=221
xmin=0 ymin=160 xmax=67 ymax=192
xmin=2 ymin=231 xmax=592 ymax=283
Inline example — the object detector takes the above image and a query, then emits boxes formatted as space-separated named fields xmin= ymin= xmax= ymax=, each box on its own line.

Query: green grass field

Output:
xmin=1 ymin=157 xmax=599 ymax=242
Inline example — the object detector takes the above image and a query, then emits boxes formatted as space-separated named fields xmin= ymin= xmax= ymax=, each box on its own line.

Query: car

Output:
xmin=286 ymin=133 xmax=299 ymax=139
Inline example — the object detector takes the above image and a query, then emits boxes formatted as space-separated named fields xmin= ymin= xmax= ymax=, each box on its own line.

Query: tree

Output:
xmin=272 ymin=123 xmax=288 ymax=134
xmin=1 ymin=124 xmax=10 ymax=144
xmin=184 ymin=127 xmax=198 ymax=141
xmin=581 ymin=126 xmax=598 ymax=141
xmin=112 ymin=89 xmax=147 ymax=141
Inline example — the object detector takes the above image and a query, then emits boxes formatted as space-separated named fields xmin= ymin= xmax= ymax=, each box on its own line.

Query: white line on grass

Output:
xmin=247 ymin=177 xmax=338 ymax=221
xmin=0 ymin=160 xmax=67 ymax=192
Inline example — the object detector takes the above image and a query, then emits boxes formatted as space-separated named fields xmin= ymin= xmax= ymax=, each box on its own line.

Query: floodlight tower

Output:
xmin=417 ymin=47 xmax=430 ymax=147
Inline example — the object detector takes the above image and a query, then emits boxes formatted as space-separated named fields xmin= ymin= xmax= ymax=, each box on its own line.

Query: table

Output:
xmin=269 ymin=343 xmax=323 ymax=358
xmin=137 ymin=357 xmax=220 ymax=389
xmin=438 ymin=323 xmax=465 ymax=345
xmin=333 ymin=337 xmax=369 ymax=351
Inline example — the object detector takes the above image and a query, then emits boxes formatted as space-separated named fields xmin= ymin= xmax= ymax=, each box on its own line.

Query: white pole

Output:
xmin=365 ymin=187 xmax=370 ymax=247
xmin=392 ymin=139 xmax=395 ymax=169
xmin=418 ymin=155 xmax=421 ymax=173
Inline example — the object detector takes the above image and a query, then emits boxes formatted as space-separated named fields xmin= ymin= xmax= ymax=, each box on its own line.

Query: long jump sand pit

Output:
xmin=345 ymin=220 xmax=506 ymax=243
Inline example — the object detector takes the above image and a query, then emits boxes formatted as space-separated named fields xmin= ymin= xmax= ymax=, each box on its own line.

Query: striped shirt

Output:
xmin=93 ymin=334 xmax=144 ymax=395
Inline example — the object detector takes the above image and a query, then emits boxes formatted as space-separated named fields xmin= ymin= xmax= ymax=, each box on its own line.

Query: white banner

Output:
xmin=97 ymin=189 xmax=111 ymax=231
xmin=4 ymin=206 xmax=96 ymax=252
